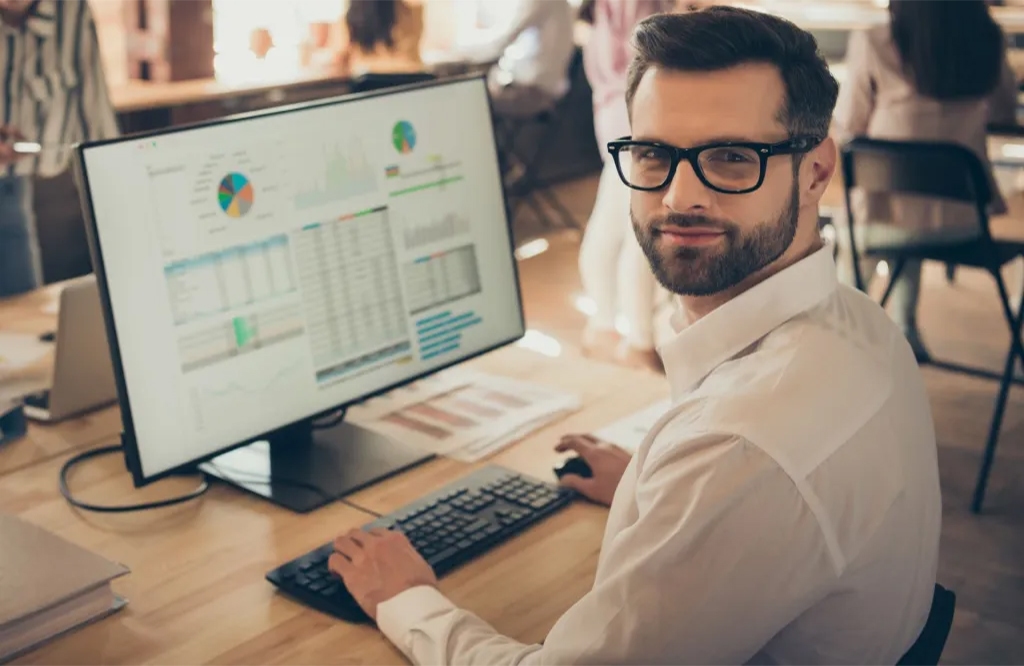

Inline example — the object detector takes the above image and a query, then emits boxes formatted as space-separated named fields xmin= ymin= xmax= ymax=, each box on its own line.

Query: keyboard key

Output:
xmin=321 ymin=583 xmax=339 ymax=597
xmin=294 ymin=574 xmax=310 ymax=586
xmin=309 ymin=580 xmax=327 ymax=592
xmin=427 ymin=547 xmax=459 ymax=566
xmin=457 ymin=539 xmax=474 ymax=549
xmin=463 ymin=519 xmax=490 ymax=534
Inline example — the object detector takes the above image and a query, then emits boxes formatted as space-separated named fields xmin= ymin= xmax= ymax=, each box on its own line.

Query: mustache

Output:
xmin=649 ymin=214 xmax=736 ymax=233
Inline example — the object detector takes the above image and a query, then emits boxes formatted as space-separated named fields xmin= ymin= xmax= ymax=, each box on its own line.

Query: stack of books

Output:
xmin=0 ymin=513 xmax=129 ymax=662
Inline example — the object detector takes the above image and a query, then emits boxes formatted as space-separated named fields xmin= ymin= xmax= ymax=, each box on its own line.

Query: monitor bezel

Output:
xmin=73 ymin=73 xmax=527 ymax=487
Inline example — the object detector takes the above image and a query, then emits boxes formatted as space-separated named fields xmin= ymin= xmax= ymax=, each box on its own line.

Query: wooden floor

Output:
xmin=509 ymin=175 xmax=1024 ymax=665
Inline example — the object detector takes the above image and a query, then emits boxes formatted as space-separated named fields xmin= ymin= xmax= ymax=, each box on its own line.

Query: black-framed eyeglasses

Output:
xmin=606 ymin=135 xmax=823 ymax=194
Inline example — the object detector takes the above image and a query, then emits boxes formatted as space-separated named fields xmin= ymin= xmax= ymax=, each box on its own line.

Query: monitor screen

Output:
xmin=77 ymin=77 xmax=524 ymax=482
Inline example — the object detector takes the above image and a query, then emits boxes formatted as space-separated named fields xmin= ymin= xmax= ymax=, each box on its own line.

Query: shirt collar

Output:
xmin=659 ymin=244 xmax=838 ymax=395
xmin=1 ymin=1 xmax=56 ymax=39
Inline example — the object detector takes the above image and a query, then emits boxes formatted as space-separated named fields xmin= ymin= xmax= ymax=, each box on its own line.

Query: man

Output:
xmin=0 ymin=0 xmax=119 ymax=297
xmin=330 ymin=7 xmax=941 ymax=664
xmin=439 ymin=0 xmax=575 ymax=118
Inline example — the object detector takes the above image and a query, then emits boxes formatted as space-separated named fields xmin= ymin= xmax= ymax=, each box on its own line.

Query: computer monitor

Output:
xmin=73 ymin=75 xmax=525 ymax=512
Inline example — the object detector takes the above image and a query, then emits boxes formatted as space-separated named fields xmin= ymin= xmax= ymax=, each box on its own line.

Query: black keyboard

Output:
xmin=266 ymin=465 xmax=575 ymax=623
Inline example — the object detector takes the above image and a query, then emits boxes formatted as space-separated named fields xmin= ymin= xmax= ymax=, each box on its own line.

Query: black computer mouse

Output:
xmin=554 ymin=456 xmax=592 ymax=479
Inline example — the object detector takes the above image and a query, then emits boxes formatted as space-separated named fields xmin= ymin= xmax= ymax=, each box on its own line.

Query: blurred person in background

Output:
xmin=335 ymin=0 xmax=423 ymax=70
xmin=578 ymin=0 xmax=675 ymax=373
xmin=441 ymin=0 xmax=574 ymax=119
xmin=0 ymin=0 xmax=118 ymax=298
xmin=832 ymin=0 xmax=1018 ymax=361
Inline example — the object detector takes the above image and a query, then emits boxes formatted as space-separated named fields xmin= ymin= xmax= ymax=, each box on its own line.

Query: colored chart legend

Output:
xmin=392 ymin=120 xmax=416 ymax=154
xmin=217 ymin=172 xmax=254 ymax=217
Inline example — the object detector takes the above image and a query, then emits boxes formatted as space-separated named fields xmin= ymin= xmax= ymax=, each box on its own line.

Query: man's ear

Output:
xmin=803 ymin=136 xmax=837 ymax=205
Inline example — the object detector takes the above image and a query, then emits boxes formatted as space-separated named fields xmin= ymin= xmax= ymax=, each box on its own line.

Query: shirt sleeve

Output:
xmin=376 ymin=434 xmax=838 ymax=665
xmin=832 ymin=29 xmax=876 ymax=144
xmin=79 ymin=3 xmax=120 ymax=141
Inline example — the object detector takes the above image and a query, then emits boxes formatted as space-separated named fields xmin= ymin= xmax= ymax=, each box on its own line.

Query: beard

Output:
xmin=631 ymin=181 xmax=799 ymax=297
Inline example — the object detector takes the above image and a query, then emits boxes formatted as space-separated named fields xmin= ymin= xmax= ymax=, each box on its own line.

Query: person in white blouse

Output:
xmin=438 ymin=0 xmax=575 ymax=119
xmin=329 ymin=7 xmax=942 ymax=664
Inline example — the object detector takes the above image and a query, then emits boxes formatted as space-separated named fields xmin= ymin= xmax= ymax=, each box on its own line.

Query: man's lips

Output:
xmin=655 ymin=226 xmax=727 ymax=247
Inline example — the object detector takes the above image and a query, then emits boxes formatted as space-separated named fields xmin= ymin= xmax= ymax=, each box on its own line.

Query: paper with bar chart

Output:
xmin=292 ymin=206 xmax=413 ymax=385
xmin=345 ymin=369 xmax=581 ymax=462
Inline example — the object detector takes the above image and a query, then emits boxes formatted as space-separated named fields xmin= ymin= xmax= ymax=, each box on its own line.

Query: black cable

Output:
xmin=59 ymin=443 xmax=383 ymax=518
xmin=60 ymin=445 xmax=210 ymax=513
xmin=312 ymin=407 xmax=347 ymax=430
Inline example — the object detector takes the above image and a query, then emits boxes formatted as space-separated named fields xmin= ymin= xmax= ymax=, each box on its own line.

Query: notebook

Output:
xmin=0 ymin=513 xmax=129 ymax=663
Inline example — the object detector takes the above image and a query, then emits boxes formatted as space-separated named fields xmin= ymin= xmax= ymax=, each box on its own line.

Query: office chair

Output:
xmin=841 ymin=138 xmax=1024 ymax=513
xmin=347 ymin=71 xmax=436 ymax=94
xmin=492 ymin=51 xmax=585 ymax=231
xmin=896 ymin=584 xmax=957 ymax=666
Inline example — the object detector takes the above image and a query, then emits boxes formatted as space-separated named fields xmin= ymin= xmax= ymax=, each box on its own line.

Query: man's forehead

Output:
xmin=630 ymin=63 xmax=788 ymax=143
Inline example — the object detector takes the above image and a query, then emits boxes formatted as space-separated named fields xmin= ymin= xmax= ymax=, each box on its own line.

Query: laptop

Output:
xmin=22 ymin=275 xmax=117 ymax=422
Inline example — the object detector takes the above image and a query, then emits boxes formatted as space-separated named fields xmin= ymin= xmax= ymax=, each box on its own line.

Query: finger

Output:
xmin=554 ymin=435 xmax=596 ymax=455
xmin=328 ymin=552 xmax=353 ymax=577
xmin=347 ymin=528 xmax=370 ymax=547
xmin=333 ymin=536 xmax=362 ymax=562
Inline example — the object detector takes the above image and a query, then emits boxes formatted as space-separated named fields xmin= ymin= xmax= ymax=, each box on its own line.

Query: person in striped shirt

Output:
xmin=0 ymin=0 xmax=118 ymax=297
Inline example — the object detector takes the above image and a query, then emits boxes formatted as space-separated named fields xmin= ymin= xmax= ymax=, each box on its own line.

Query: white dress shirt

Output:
xmin=377 ymin=245 xmax=942 ymax=664
xmin=447 ymin=0 xmax=575 ymax=100
xmin=0 ymin=0 xmax=119 ymax=179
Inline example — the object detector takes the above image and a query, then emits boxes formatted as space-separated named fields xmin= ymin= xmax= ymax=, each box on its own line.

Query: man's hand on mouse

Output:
xmin=554 ymin=434 xmax=630 ymax=507
xmin=0 ymin=125 xmax=27 ymax=166
xmin=328 ymin=527 xmax=437 ymax=621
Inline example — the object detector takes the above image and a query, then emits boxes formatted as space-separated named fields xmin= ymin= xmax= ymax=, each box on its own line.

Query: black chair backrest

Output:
xmin=840 ymin=138 xmax=996 ymax=273
xmin=841 ymin=137 xmax=992 ymax=206
xmin=348 ymin=71 xmax=436 ymax=95
xmin=896 ymin=584 xmax=956 ymax=666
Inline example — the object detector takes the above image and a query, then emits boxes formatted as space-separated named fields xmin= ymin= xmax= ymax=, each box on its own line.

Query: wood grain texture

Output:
xmin=0 ymin=344 xmax=665 ymax=664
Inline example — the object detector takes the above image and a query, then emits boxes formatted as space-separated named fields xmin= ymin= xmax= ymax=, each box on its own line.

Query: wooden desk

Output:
xmin=0 ymin=287 xmax=122 ymax=478
xmin=0 ymin=347 xmax=668 ymax=664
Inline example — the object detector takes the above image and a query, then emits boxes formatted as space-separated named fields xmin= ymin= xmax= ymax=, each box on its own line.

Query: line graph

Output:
xmin=188 ymin=359 xmax=306 ymax=433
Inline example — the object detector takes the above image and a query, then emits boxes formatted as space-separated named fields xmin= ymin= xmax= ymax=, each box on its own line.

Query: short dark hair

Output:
xmin=889 ymin=0 xmax=1004 ymax=101
xmin=625 ymin=7 xmax=839 ymax=139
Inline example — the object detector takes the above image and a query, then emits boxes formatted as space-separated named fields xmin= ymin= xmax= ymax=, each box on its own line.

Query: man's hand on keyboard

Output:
xmin=554 ymin=434 xmax=631 ymax=507
xmin=329 ymin=527 xmax=438 ymax=620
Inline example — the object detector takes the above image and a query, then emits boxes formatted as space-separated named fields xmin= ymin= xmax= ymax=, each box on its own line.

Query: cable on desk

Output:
xmin=203 ymin=462 xmax=383 ymax=518
xmin=60 ymin=445 xmax=210 ymax=513
xmin=312 ymin=407 xmax=347 ymax=430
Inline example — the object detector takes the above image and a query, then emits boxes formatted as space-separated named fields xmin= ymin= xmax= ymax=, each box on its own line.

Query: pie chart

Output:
xmin=392 ymin=120 xmax=416 ymax=154
xmin=217 ymin=172 xmax=254 ymax=217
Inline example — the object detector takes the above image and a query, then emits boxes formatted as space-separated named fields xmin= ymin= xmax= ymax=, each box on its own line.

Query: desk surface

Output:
xmin=0 ymin=336 xmax=667 ymax=664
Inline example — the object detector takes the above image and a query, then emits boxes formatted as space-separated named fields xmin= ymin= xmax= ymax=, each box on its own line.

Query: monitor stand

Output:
xmin=199 ymin=418 xmax=434 ymax=513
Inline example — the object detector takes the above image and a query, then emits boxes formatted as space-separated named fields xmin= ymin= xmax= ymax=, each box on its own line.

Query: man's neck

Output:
xmin=679 ymin=229 xmax=824 ymax=323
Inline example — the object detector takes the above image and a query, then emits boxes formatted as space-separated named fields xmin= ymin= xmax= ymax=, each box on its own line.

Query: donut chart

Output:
xmin=217 ymin=172 xmax=254 ymax=217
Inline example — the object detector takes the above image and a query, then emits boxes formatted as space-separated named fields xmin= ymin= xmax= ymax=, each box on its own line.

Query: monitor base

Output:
xmin=199 ymin=419 xmax=434 ymax=513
